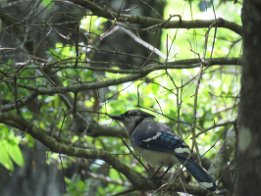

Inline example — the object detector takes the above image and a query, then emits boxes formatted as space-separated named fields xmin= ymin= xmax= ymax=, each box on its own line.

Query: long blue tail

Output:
xmin=178 ymin=157 xmax=216 ymax=191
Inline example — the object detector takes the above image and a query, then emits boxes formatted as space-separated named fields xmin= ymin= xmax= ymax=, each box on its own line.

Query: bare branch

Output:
xmin=68 ymin=0 xmax=242 ymax=35
xmin=17 ymin=57 xmax=240 ymax=95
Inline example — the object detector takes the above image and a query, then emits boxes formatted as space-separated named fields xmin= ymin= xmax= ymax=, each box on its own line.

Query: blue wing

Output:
xmin=132 ymin=121 xmax=191 ymax=158
xmin=138 ymin=131 xmax=191 ymax=156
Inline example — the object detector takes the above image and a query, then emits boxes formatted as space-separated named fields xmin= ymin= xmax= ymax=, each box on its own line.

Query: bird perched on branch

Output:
xmin=110 ymin=109 xmax=216 ymax=191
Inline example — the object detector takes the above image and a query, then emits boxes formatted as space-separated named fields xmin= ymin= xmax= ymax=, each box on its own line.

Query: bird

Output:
xmin=110 ymin=109 xmax=216 ymax=191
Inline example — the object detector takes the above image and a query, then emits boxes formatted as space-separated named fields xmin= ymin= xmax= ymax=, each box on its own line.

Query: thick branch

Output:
xmin=0 ymin=113 xmax=148 ymax=189
xmin=88 ymin=123 xmax=128 ymax=138
xmin=69 ymin=0 xmax=242 ymax=35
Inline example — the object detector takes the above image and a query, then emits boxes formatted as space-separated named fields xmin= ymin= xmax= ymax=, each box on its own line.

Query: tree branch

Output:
xmin=68 ymin=0 xmax=242 ymax=35
xmin=87 ymin=123 xmax=128 ymax=138
xmin=1 ymin=93 xmax=38 ymax=112
xmin=46 ymin=57 xmax=240 ymax=74
xmin=0 ymin=113 xmax=148 ymax=189
xmin=17 ymin=57 xmax=240 ymax=95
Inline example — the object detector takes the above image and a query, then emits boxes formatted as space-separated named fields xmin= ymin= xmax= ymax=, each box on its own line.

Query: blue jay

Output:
xmin=110 ymin=110 xmax=216 ymax=191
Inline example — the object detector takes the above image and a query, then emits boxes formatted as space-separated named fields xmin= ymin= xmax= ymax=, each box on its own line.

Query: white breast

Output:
xmin=133 ymin=146 xmax=179 ymax=166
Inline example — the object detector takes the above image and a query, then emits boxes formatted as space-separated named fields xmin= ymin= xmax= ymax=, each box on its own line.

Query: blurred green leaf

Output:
xmin=0 ymin=140 xmax=14 ymax=171
xmin=7 ymin=142 xmax=24 ymax=167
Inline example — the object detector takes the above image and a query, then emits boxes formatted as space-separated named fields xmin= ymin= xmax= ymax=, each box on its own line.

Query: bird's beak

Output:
xmin=109 ymin=114 xmax=124 ymax=121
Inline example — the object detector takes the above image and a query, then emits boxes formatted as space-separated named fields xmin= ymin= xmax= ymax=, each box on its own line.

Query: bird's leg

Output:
xmin=159 ymin=164 xmax=173 ymax=179
xmin=149 ymin=164 xmax=173 ymax=186
xmin=149 ymin=165 xmax=163 ymax=179
xmin=148 ymin=165 xmax=164 ymax=186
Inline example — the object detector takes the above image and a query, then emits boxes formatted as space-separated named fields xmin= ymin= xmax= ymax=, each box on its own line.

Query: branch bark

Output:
xmin=68 ymin=0 xmax=242 ymax=35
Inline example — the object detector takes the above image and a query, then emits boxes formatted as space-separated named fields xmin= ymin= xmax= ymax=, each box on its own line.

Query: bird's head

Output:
xmin=110 ymin=110 xmax=155 ymax=133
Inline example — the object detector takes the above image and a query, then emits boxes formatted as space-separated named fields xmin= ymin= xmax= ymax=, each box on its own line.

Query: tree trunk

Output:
xmin=235 ymin=1 xmax=261 ymax=195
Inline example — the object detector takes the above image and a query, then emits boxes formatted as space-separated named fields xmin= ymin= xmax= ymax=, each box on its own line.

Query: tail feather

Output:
xmin=178 ymin=157 xmax=216 ymax=191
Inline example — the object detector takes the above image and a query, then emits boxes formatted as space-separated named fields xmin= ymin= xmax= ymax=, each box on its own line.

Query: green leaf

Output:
xmin=0 ymin=140 xmax=14 ymax=171
xmin=7 ymin=142 xmax=24 ymax=167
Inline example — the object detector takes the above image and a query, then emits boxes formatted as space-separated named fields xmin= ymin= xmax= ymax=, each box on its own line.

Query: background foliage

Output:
xmin=0 ymin=0 xmax=242 ymax=195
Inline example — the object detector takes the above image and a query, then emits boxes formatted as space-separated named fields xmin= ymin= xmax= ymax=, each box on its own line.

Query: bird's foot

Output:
xmin=149 ymin=175 xmax=162 ymax=187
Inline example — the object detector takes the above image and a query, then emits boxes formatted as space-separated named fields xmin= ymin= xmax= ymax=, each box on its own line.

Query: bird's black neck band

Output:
xmin=129 ymin=117 xmax=145 ymax=135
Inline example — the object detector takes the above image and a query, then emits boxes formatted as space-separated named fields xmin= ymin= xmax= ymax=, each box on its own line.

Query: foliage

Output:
xmin=0 ymin=0 xmax=242 ymax=195
xmin=0 ymin=125 xmax=24 ymax=171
